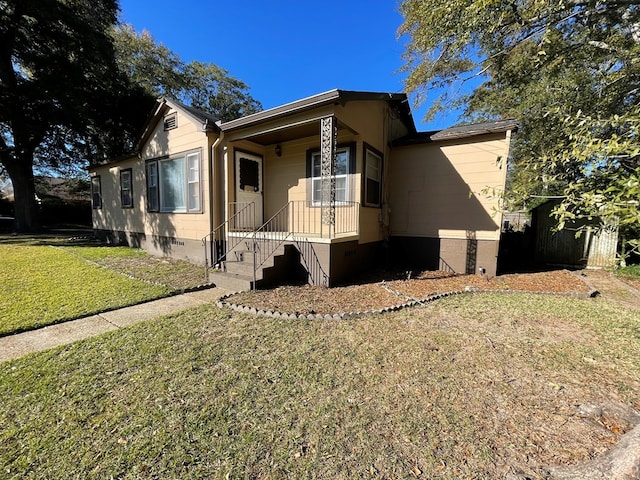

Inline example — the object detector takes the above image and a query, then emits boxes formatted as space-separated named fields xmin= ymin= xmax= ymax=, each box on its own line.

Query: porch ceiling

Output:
xmin=229 ymin=117 xmax=358 ymax=146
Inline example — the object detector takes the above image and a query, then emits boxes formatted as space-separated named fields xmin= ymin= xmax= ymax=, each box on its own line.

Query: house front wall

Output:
xmin=388 ymin=132 xmax=511 ymax=277
xmin=223 ymin=100 xmax=409 ymax=247
xmin=91 ymin=106 xmax=216 ymax=264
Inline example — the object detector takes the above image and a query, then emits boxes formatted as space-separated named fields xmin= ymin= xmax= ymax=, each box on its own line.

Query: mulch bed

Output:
xmin=225 ymin=269 xmax=594 ymax=316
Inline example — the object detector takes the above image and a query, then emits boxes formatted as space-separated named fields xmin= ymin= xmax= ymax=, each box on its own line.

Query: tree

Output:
xmin=399 ymin=0 xmax=640 ymax=253
xmin=0 ymin=0 xmax=144 ymax=232
xmin=112 ymin=25 xmax=262 ymax=122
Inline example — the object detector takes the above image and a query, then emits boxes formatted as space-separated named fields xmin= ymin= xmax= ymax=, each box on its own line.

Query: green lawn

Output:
xmin=0 ymin=244 xmax=172 ymax=336
xmin=616 ymin=264 xmax=640 ymax=279
xmin=1 ymin=294 xmax=639 ymax=478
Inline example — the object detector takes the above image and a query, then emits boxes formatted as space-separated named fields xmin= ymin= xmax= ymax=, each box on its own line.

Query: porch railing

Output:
xmin=251 ymin=202 xmax=293 ymax=287
xmin=204 ymin=200 xmax=360 ymax=286
xmin=228 ymin=200 xmax=359 ymax=238
xmin=293 ymin=236 xmax=329 ymax=287
xmin=202 ymin=202 xmax=254 ymax=275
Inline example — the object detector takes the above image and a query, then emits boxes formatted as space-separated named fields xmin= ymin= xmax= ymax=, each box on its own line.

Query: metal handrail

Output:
xmin=251 ymin=202 xmax=293 ymax=288
xmin=202 ymin=202 xmax=254 ymax=280
xmin=293 ymin=236 xmax=329 ymax=287
xmin=204 ymin=200 xmax=360 ymax=286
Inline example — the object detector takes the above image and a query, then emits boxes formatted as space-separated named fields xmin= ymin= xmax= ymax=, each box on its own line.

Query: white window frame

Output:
xmin=91 ymin=176 xmax=102 ymax=209
xmin=147 ymin=162 xmax=159 ymax=212
xmin=310 ymin=146 xmax=352 ymax=205
xmin=363 ymin=144 xmax=383 ymax=207
xmin=146 ymin=150 xmax=202 ymax=213
xmin=187 ymin=152 xmax=200 ymax=211
xmin=120 ymin=168 xmax=133 ymax=208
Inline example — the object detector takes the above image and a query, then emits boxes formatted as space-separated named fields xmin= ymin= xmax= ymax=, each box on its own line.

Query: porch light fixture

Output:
xmin=275 ymin=144 xmax=282 ymax=157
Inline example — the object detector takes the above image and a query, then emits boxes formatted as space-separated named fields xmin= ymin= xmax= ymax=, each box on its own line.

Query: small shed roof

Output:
xmin=393 ymin=118 xmax=519 ymax=146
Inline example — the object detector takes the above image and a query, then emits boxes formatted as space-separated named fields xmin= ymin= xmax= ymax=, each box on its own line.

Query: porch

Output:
xmin=203 ymin=200 xmax=360 ymax=290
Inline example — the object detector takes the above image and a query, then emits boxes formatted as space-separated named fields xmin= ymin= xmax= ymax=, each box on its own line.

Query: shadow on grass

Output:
xmin=0 ymin=227 xmax=107 ymax=247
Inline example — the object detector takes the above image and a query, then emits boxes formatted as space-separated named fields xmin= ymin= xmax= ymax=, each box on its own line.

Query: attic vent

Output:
xmin=163 ymin=112 xmax=177 ymax=130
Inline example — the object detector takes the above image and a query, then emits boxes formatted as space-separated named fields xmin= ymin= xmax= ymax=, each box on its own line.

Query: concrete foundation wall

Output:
xmin=94 ymin=229 xmax=205 ymax=266
xmin=298 ymin=239 xmax=383 ymax=286
xmin=390 ymin=236 xmax=500 ymax=277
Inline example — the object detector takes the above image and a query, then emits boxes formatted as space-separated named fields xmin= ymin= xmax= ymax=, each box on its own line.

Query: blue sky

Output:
xmin=118 ymin=0 xmax=465 ymax=131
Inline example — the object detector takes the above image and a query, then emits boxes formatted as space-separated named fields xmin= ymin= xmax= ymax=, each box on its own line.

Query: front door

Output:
xmin=234 ymin=150 xmax=263 ymax=230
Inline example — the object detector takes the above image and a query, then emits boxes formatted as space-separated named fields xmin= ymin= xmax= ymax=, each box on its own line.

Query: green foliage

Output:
xmin=616 ymin=264 xmax=640 ymax=278
xmin=112 ymin=25 xmax=262 ymax=122
xmin=0 ymin=0 xmax=149 ymax=231
xmin=399 ymin=0 xmax=640 ymax=251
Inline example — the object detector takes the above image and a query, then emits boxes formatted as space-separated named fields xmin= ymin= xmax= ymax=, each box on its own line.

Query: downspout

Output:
xmin=210 ymin=132 xmax=224 ymax=234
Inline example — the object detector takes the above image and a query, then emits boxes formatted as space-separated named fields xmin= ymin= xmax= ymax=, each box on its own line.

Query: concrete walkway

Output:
xmin=0 ymin=287 xmax=230 ymax=363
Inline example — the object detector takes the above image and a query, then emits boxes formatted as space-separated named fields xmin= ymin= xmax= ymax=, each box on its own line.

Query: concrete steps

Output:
xmin=207 ymin=240 xmax=300 ymax=291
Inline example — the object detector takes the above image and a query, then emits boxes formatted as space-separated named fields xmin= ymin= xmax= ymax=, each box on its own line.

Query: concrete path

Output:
xmin=0 ymin=287 xmax=230 ymax=363
xmin=579 ymin=269 xmax=640 ymax=310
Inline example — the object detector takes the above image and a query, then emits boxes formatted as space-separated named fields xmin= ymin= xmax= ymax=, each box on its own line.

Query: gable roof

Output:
xmin=135 ymin=97 xmax=220 ymax=151
xmin=393 ymin=118 xmax=519 ymax=146
xmin=220 ymin=89 xmax=415 ymax=134
xmin=173 ymin=99 xmax=220 ymax=127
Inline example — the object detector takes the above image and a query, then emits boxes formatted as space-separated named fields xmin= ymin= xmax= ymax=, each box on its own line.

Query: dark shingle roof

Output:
xmin=170 ymin=99 xmax=220 ymax=126
xmin=394 ymin=118 xmax=519 ymax=146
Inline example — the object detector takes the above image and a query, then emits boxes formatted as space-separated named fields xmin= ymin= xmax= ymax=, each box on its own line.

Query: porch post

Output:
xmin=320 ymin=116 xmax=337 ymax=235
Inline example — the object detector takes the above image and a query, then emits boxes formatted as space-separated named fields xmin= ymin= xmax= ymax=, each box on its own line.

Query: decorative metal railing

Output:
xmin=250 ymin=203 xmax=293 ymax=287
xmin=232 ymin=200 xmax=359 ymax=238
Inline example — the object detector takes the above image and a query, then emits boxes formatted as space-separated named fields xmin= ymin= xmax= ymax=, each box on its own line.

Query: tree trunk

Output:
xmin=4 ymin=155 xmax=40 ymax=233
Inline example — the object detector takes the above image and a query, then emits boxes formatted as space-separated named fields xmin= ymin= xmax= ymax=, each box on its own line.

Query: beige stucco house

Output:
xmin=89 ymin=90 xmax=516 ymax=289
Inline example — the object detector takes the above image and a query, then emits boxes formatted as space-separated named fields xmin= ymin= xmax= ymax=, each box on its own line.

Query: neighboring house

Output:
xmin=89 ymin=90 xmax=516 ymax=289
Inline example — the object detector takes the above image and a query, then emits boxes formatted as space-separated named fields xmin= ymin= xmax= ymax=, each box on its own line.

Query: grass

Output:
xmin=0 ymin=236 xmax=207 ymax=337
xmin=616 ymin=264 xmax=640 ymax=279
xmin=0 ymin=244 xmax=172 ymax=336
xmin=1 ymin=294 xmax=639 ymax=479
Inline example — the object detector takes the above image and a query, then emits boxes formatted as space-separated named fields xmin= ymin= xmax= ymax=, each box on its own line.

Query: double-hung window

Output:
xmin=147 ymin=150 xmax=202 ymax=213
xmin=308 ymin=144 xmax=355 ymax=205
xmin=363 ymin=144 xmax=383 ymax=207
xmin=120 ymin=169 xmax=133 ymax=208
xmin=91 ymin=176 xmax=102 ymax=209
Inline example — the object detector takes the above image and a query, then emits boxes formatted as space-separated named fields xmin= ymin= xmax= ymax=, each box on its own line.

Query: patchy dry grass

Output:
xmin=62 ymin=245 xmax=207 ymax=291
xmin=1 ymin=294 xmax=639 ymax=479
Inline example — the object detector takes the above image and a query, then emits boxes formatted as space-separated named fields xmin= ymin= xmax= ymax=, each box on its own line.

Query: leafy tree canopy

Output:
xmin=399 ymin=0 xmax=640 ymax=253
xmin=112 ymin=24 xmax=262 ymax=123
xmin=0 ymin=0 xmax=139 ymax=231
xmin=0 ymin=3 xmax=262 ymax=232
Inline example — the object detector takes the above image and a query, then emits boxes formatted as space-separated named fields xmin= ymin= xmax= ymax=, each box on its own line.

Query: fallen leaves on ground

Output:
xmin=228 ymin=270 xmax=594 ymax=315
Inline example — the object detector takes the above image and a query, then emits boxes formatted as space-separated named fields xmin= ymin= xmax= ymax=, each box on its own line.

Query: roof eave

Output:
xmin=220 ymin=89 xmax=415 ymax=133
xmin=393 ymin=119 xmax=519 ymax=146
